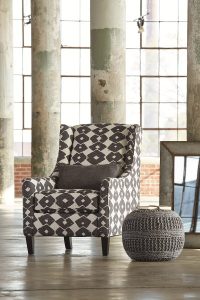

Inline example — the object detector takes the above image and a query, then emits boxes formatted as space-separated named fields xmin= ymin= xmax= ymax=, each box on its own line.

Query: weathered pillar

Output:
xmin=0 ymin=0 xmax=14 ymax=203
xmin=91 ymin=0 xmax=126 ymax=123
xmin=187 ymin=0 xmax=200 ymax=141
xmin=31 ymin=0 xmax=61 ymax=177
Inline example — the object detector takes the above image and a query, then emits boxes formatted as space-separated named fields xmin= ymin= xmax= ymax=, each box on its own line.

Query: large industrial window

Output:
xmin=13 ymin=0 xmax=187 ymax=157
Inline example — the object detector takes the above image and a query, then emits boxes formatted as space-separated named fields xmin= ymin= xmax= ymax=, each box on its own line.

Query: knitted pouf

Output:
xmin=122 ymin=207 xmax=185 ymax=261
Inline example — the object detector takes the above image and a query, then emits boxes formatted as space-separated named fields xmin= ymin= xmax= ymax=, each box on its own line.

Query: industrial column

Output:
xmin=31 ymin=0 xmax=61 ymax=177
xmin=0 ymin=0 xmax=14 ymax=203
xmin=91 ymin=0 xmax=126 ymax=123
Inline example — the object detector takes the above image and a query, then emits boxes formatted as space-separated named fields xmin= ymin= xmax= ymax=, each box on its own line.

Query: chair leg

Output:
xmin=101 ymin=237 xmax=110 ymax=256
xmin=64 ymin=237 xmax=72 ymax=250
xmin=26 ymin=236 xmax=34 ymax=255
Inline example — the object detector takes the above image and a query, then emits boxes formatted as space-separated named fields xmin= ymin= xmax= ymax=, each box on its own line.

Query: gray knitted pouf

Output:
xmin=122 ymin=207 xmax=185 ymax=261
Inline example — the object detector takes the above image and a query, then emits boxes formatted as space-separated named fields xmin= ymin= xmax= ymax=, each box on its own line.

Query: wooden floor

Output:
xmin=0 ymin=200 xmax=200 ymax=300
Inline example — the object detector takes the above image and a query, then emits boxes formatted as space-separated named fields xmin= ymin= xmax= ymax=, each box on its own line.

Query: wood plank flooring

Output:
xmin=0 ymin=200 xmax=200 ymax=299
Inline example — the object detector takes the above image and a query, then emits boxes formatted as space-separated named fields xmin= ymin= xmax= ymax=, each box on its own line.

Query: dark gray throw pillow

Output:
xmin=56 ymin=164 xmax=122 ymax=190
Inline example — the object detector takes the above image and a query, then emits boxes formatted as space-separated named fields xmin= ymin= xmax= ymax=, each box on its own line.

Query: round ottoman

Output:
xmin=122 ymin=207 xmax=185 ymax=261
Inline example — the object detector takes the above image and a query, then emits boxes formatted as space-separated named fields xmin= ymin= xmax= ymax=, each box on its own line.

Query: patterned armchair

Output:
xmin=22 ymin=124 xmax=141 ymax=256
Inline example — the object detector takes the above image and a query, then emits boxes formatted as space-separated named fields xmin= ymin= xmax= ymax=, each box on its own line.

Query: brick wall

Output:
xmin=15 ymin=157 xmax=160 ymax=197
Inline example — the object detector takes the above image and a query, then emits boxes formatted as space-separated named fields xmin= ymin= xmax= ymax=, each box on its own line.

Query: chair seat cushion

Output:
xmin=34 ymin=189 xmax=99 ymax=214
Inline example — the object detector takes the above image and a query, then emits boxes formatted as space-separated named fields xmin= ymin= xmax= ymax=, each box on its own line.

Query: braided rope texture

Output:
xmin=122 ymin=208 xmax=185 ymax=261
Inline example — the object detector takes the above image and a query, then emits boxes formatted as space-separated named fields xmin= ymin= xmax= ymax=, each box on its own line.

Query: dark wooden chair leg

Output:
xmin=64 ymin=237 xmax=72 ymax=250
xmin=26 ymin=236 xmax=34 ymax=255
xmin=101 ymin=237 xmax=110 ymax=256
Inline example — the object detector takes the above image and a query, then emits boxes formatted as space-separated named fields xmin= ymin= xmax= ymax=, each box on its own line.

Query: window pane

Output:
xmin=160 ymin=0 xmax=178 ymax=21
xmin=13 ymin=0 xmax=22 ymax=19
xmin=23 ymin=48 xmax=31 ymax=75
xmin=14 ymin=75 xmax=23 ymax=102
xmin=142 ymin=130 xmax=159 ymax=156
xmin=80 ymin=22 xmax=90 ymax=47
xmin=142 ymin=103 xmax=159 ymax=128
xmin=14 ymin=130 xmax=22 ymax=156
xmin=13 ymin=48 xmax=22 ymax=74
xmin=141 ymin=50 xmax=159 ymax=75
xmin=126 ymin=104 xmax=140 ymax=124
xmin=159 ymin=103 xmax=177 ymax=128
xmin=80 ymin=77 xmax=90 ymax=102
xmin=126 ymin=76 xmax=140 ymax=102
xmin=178 ymin=103 xmax=187 ymax=128
xmin=80 ymin=0 xmax=90 ymax=21
xmin=126 ymin=23 xmax=140 ymax=48
xmin=178 ymin=22 xmax=187 ymax=47
xmin=142 ymin=78 xmax=159 ymax=102
xmin=142 ymin=22 xmax=159 ymax=47
xmin=126 ymin=0 xmax=140 ymax=21
xmin=23 ymin=130 xmax=31 ymax=156
xmin=143 ymin=0 xmax=159 ymax=21
xmin=178 ymin=130 xmax=187 ymax=141
xmin=61 ymin=21 xmax=79 ymax=47
xmin=61 ymin=49 xmax=80 ymax=75
xmin=80 ymin=49 xmax=90 ymax=76
xmin=160 ymin=130 xmax=177 ymax=141
xmin=126 ymin=49 xmax=140 ymax=75
xmin=160 ymin=50 xmax=177 ymax=75
xmin=24 ymin=76 xmax=32 ymax=102
xmin=23 ymin=0 xmax=31 ymax=16
xmin=159 ymin=22 xmax=178 ymax=48
xmin=178 ymin=50 xmax=187 ymax=76
xmin=24 ymin=103 xmax=32 ymax=128
xmin=160 ymin=78 xmax=177 ymax=102
xmin=14 ymin=103 xmax=23 ymax=129
xmin=179 ymin=0 xmax=188 ymax=21
xmin=61 ymin=77 xmax=80 ymax=102
xmin=24 ymin=23 xmax=31 ymax=46
xmin=61 ymin=0 xmax=80 ymax=21
xmin=80 ymin=103 xmax=91 ymax=123
xmin=13 ymin=20 xmax=22 ymax=47
xmin=178 ymin=78 xmax=187 ymax=102
xmin=61 ymin=103 xmax=80 ymax=125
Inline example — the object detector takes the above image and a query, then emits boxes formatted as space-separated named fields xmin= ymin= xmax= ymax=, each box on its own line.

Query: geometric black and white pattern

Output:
xmin=22 ymin=124 xmax=141 ymax=238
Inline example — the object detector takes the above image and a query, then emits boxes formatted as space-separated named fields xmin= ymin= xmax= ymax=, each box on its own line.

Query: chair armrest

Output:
xmin=22 ymin=177 xmax=56 ymax=198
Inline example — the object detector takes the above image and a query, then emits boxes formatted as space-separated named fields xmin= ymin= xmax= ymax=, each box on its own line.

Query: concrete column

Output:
xmin=187 ymin=0 xmax=200 ymax=141
xmin=0 ymin=0 xmax=14 ymax=203
xmin=91 ymin=0 xmax=126 ymax=123
xmin=31 ymin=0 xmax=60 ymax=177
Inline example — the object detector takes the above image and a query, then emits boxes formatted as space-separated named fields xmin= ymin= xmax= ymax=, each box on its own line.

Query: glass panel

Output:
xmin=178 ymin=103 xmax=187 ymax=128
xmin=24 ymin=76 xmax=32 ymax=102
xmin=160 ymin=78 xmax=177 ymax=102
xmin=80 ymin=49 xmax=90 ymax=75
xmin=159 ymin=50 xmax=177 ymax=75
xmin=23 ymin=130 xmax=31 ymax=156
xmin=80 ymin=103 xmax=91 ymax=123
xmin=24 ymin=103 xmax=32 ymax=128
xmin=13 ymin=48 xmax=22 ymax=74
xmin=174 ymin=156 xmax=185 ymax=184
xmin=13 ymin=20 xmax=22 ymax=47
xmin=23 ymin=0 xmax=31 ymax=16
xmin=13 ymin=0 xmax=22 ymax=19
xmin=61 ymin=103 xmax=80 ymax=125
xmin=61 ymin=77 xmax=80 ymax=102
xmin=159 ymin=103 xmax=177 ymax=128
xmin=80 ymin=22 xmax=90 ymax=47
xmin=14 ymin=103 xmax=23 ymax=129
xmin=142 ymin=78 xmax=159 ymax=102
xmin=80 ymin=0 xmax=90 ymax=21
xmin=159 ymin=22 xmax=178 ymax=48
xmin=61 ymin=49 xmax=80 ymax=75
xmin=61 ymin=21 xmax=80 ymax=47
xmin=142 ymin=103 xmax=159 ymax=128
xmin=14 ymin=75 xmax=23 ymax=102
xmin=126 ymin=0 xmax=140 ymax=21
xmin=178 ymin=130 xmax=187 ymax=141
xmin=179 ymin=0 xmax=188 ymax=21
xmin=178 ymin=78 xmax=187 ymax=102
xmin=142 ymin=130 xmax=159 ymax=156
xmin=24 ymin=23 xmax=31 ymax=46
xmin=126 ymin=77 xmax=140 ymax=102
xmin=14 ymin=130 xmax=22 ymax=156
xmin=178 ymin=50 xmax=187 ymax=76
xmin=23 ymin=48 xmax=31 ymax=75
xmin=178 ymin=22 xmax=187 ymax=47
xmin=185 ymin=157 xmax=199 ymax=186
xmin=126 ymin=103 xmax=140 ymax=124
xmin=160 ymin=0 xmax=178 ymax=21
xmin=61 ymin=0 xmax=80 ymax=21
xmin=142 ymin=0 xmax=159 ymax=21
xmin=80 ymin=77 xmax=90 ymax=102
xmin=160 ymin=130 xmax=177 ymax=142
xmin=141 ymin=49 xmax=159 ymax=75
xmin=142 ymin=22 xmax=159 ymax=47
xmin=126 ymin=22 xmax=140 ymax=48
xmin=126 ymin=49 xmax=140 ymax=75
